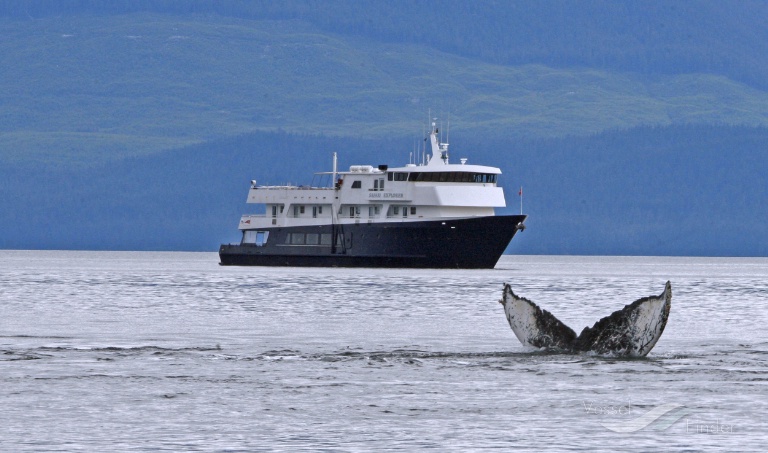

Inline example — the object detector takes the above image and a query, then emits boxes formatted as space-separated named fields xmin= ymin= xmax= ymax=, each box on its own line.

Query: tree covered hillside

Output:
xmin=2 ymin=1 xmax=768 ymax=167
xmin=2 ymin=125 xmax=766 ymax=256
xmin=6 ymin=0 xmax=768 ymax=88
xmin=1 ymin=0 xmax=766 ymax=255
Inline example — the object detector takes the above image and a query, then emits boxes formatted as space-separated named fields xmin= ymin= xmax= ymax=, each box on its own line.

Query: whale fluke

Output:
xmin=499 ymin=282 xmax=672 ymax=357
xmin=498 ymin=287 xmax=577 ymax=350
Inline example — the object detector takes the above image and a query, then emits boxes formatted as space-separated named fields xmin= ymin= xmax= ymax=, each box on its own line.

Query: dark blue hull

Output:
xmin=219 ymin=215 xmax=526 ymax=269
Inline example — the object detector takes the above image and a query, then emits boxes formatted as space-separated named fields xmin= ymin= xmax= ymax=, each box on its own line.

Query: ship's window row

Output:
xmin=288 ymin=205 xmax=324 ymax=218
xmin=389 ymin=206 xmax=416 ymax=217
xmin=284 ymin=232 xmax=339 ymax=246
xmin=338 ymin=205 xmax=383 ymax=218
xmin=387 ymin=171 xmax=497 ymax=183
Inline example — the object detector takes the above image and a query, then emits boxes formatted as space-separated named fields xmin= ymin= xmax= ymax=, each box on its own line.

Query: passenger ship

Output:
xmin=219 ymin=123 xmax=526 ymax=268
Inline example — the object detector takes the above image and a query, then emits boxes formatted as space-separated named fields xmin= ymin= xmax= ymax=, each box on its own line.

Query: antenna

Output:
xmin=446 ymin=112 xmax=450 ymax=145
xmin=421 ymin=135 xmax=424 ymax=165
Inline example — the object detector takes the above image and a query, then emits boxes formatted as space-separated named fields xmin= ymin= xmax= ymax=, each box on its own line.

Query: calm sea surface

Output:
xmin=1 ymin=251 xmax=766 ymax=451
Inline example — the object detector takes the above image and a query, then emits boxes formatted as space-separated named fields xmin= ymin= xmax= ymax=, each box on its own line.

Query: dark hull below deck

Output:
xmin=219 ymin=215 xmax=526 ymax=269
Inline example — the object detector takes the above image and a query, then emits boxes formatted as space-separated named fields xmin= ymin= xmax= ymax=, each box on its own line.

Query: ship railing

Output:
xmin=240 ymin=214 xmax=266 ymax=221
xmin=254 ymin=185 xmax=335 ymax=191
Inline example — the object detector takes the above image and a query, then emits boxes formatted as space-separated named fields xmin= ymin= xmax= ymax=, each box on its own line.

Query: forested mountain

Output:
xmin=2 ymin=125 xmax=765 ymax=256
xmin=3 ymin=0 xmax=768 ymax=166
xmin=5 ymin=0 xmax=768 ymax=87
xmin=1 ymin=1 xmax=766 ymax=255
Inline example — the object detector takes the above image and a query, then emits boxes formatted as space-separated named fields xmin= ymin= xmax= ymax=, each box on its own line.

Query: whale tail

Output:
xmin=499 ymin=282 xmax=672 ymax=357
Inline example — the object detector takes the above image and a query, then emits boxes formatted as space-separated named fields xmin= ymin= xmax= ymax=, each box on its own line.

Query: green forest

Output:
xmin=3 ymin=124 xmax=765 ymax=255
xmin=1 ymin=0 xmax=766 ymax=255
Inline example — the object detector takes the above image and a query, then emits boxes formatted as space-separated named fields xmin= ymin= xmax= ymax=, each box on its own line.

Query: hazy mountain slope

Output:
xmin=2 ymin=10 xmax=768 ymax=167
xmin=2 ymin=126 xmax=765 ymax=256
xmin=1 ymin=1 xmax=766 ymax=256
xmin=496 ymin=126 xmax=768 ymax=255
xmin=6 ymin=0 xmax=768 ymax=88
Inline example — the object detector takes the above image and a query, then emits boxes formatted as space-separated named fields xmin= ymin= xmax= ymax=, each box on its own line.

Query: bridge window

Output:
xmin=243 ymin=231 xmax=269 ymax=246
xmin=407 ymin=171 xmax=497 ymax=183
xmin=387 ymin=172 xmax=408 ymax=181
xmin=351 ymin=180 xmax=362 ymax=189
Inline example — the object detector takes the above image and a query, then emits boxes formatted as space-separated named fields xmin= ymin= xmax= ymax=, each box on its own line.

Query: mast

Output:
xmin=426 ymin=118 xmax=449 ymax=166
xmin=332 ymin=152 xmax=337 ymax=188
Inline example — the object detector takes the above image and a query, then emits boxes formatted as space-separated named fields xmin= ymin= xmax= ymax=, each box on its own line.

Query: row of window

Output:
xmin=344 ymin=206 xmax=382 ymax=218
xmin=290 ymin=205 xmax=323 ymax=218
xmin=391 ymin=206 xmax=417 ymax=217
xmin=271 ymin=203 xmax=416 ymax=219
xmin=284 ymin=233 xmax=341 ymax=246
xmin=243 ymin=230 xmax=349 ymax=247
xmin=341 ymin=205 xmax=415 ymax=218
xmin=387 ymin=171 xmax=497 ymax=183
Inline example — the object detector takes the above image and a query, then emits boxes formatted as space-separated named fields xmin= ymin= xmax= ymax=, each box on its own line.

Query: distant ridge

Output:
xmin=2 ymin=3 xmax=768 ymax=166
xmin=2 ymin=125 xmax=766 ymax=256
xmin=4 ymin=0 xmax=767 ymax=87
xmin=1 ymin=1 xmax=766 ymax=255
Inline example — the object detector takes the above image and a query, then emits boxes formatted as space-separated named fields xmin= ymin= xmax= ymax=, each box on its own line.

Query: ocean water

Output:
xmin=1 ymin=251 xmax=766 ymax=451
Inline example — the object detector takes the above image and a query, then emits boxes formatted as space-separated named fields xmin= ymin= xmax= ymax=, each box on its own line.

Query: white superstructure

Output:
xmin=239 ymin=123 xmax=507 ymax=231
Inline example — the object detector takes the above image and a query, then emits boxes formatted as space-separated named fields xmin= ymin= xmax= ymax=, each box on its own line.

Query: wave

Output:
xmin=0 ymin=344 xmax=222 ymax=361
xmin=248 ymin=347 xmax=637 ymax=364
